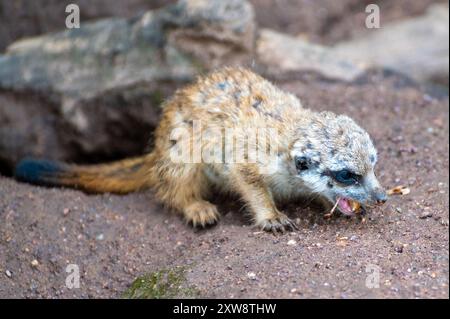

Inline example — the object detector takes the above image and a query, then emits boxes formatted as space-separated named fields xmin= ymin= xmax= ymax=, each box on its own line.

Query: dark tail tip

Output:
xmin=15 ymin=158 xmax=65 ymax=186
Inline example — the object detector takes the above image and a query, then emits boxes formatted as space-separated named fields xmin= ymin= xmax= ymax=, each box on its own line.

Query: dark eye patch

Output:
xmin=330 ymin=169 xmax=361 ymax=186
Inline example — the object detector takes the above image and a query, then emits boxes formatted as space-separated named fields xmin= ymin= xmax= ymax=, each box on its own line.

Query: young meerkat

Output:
xmin=15 ymin=67 xmax=387 ymax=233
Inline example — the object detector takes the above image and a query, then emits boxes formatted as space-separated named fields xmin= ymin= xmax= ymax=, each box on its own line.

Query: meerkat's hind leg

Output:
xmin=153 ymin=159 xmax=220 ymax=228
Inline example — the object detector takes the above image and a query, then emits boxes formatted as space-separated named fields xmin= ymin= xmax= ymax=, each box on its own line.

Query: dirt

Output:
xmin=0 ymin=71 xmax=448 ymax=298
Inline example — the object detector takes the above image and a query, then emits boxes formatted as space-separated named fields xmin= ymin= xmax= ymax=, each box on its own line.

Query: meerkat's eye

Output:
xmin=295 ymin=156 xmax=309 ymax=171
xmin=331 ymin=169 xmax=360 ymax=186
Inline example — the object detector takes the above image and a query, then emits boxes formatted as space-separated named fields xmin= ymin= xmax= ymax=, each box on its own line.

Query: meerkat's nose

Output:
xmin=373 ymin=188 xmax=388 ymax=205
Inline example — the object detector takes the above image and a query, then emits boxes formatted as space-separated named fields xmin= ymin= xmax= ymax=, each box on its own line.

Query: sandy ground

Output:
xmin=0 ymin=71 xmax=448 ymax=298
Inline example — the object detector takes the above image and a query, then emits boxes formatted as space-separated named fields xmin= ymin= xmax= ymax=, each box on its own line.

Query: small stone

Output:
xmin=287 ymin=239 xmax=297 ymax=246
xmin=63 ymin=208 xmax=70 ymax=216
xmin=394 ymin=245 xmax=404 ymax=253
xmin=5 ymin=270 xmax=12 ymax=278
xmin=247 ymin=272 xmax=257 ymax=280
xmin=419 ymin=211 xmax=433 ymax=219
xmin=290 ymin=288 xmax=297 ymax=293
xmin=96 ymin=234 xmax=104 ymax=241
xmin=31 ymin=259 xmax=39 ymax=267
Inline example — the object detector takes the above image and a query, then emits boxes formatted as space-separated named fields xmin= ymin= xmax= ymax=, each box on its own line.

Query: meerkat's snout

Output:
xmin=362 ymin=171 xmax=388 ymax=207
xmin=372 ymin=187 xmax=388 ymax=205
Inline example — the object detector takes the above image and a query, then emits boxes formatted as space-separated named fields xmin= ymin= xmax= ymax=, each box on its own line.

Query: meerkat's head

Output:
xmin=289 ymin=111 xmax=387 ymax=215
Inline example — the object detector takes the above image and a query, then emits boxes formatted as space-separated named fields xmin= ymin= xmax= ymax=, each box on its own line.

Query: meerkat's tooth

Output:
xmin=350 ymin=200 xmax=361 ymax=213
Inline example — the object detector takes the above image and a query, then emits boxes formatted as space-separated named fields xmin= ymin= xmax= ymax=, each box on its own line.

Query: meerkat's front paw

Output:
xmin=258 ymin=212 xmax=298 ymax=234
xmin=184 ymin=201 xmax=220 ymax=228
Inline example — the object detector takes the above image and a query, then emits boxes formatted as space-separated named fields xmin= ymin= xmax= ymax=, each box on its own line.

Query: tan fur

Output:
xmin=21 ymin=67 xmax=384 ymax=232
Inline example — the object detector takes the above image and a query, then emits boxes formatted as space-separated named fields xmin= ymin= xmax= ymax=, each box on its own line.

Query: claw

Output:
xmin=260 ymin=214 xmax=298 ymax=234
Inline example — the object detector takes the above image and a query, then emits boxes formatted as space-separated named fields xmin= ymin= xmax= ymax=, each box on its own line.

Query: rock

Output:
xmin=287 ymin=239 xmax=297 ymax=246
xmin=0 ymin=0 xmax=255 ymax=173
xmin=247 ymin=272 xmax=257 ymax=280
xmin=332 ymin=3 xmax=449 ymax=85
xmin=419 ymin=211 xmax=433 ymax=219
xmin=0 ymin=0 xmax=172 ymax=52
xmin=31 ymin=259 xmax=39 ymax=268
xmin=256 ymin=28 xmax=365 ymax=81
xmin=257 ymin=3 xmax=449 ymax=86
xmin=394 ymin=245 xmax=404 ymax=253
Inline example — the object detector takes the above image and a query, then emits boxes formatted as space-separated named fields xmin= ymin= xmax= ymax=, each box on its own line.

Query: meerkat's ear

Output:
xmin=294 ymin=156 xmax=310 ymax=172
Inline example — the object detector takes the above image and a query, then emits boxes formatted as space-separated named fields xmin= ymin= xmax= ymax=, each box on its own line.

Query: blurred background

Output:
xmin=0 ymin=0 xmax=447 ymax=50
xmin=0 ymin=0 xmax=448 ymax=175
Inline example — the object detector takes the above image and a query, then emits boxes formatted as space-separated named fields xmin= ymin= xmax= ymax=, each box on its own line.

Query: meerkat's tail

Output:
xmin=14 ymin=155 xmax=156 ymax=194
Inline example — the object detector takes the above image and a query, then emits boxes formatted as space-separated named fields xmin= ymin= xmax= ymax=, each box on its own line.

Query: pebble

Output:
xmin=419 ymin=211 xmax=433 ymax=219
xmin=31 ymin=259 xmax=39 ymax=268
xmin=287 ymin=239 xmax=297 ymax=246
xmin=96 ymin=234 xmax=105 ymax=241
xmin=247 ymin=272 xmax=257 ymax=280
xmin=5 ymin=270 xmax=12 ymax=278
xmin=63 ymin=208 xmax=70 ymax=216
xmin=394 ymin=245 xmax=404 ymax=253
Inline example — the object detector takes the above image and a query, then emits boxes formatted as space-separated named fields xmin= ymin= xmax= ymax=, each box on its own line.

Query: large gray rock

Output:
xmin=332 ymin=3 xmax=449 ymax=85
xmin=0 ymin=0 xmax=255 ymax=172
xmin=256 ymin=28 xmax=365 ymax=81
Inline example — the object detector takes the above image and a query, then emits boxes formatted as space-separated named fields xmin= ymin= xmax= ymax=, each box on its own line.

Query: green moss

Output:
xmin=122 ymin=266 xmax=199 ymax=299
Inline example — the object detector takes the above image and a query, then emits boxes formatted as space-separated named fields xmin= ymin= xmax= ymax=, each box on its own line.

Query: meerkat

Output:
xmin=15 ymin=67 xmax=387 ymax=233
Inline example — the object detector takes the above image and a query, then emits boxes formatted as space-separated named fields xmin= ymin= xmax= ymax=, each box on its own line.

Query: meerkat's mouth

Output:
xmin=336 ymin=197 xmax=363 ymax=216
